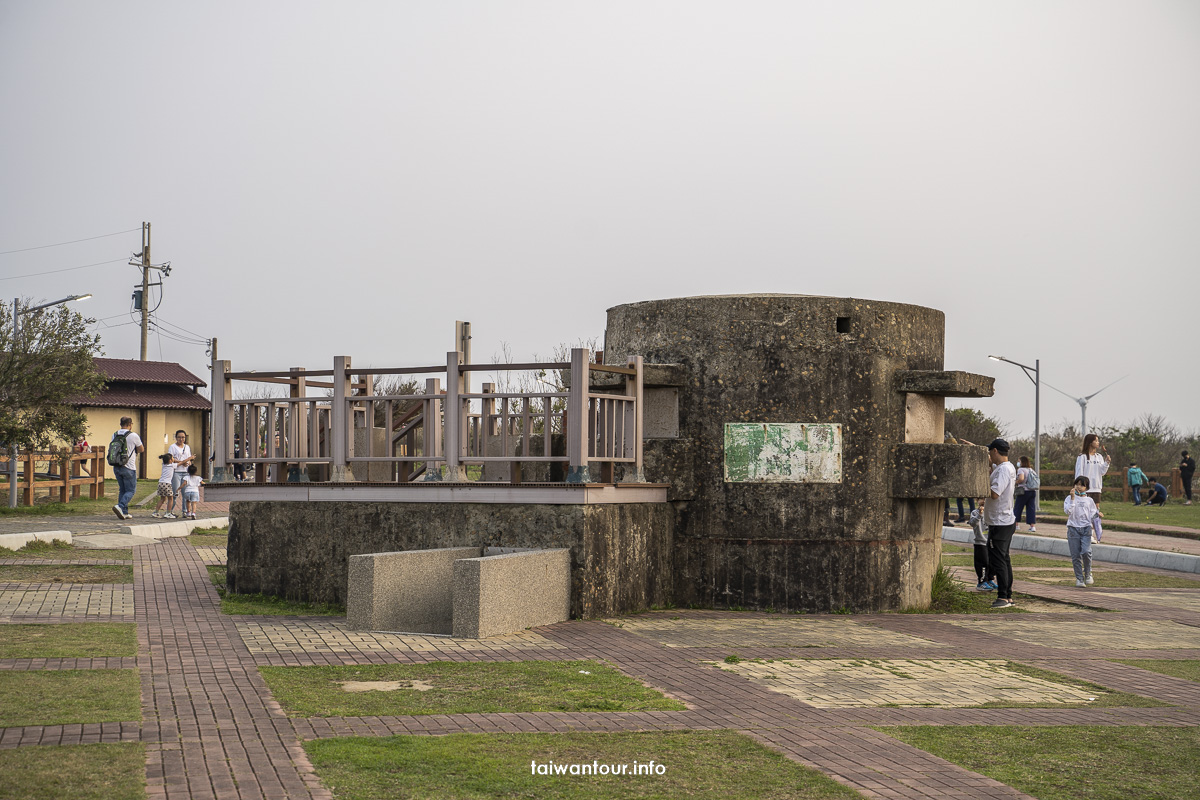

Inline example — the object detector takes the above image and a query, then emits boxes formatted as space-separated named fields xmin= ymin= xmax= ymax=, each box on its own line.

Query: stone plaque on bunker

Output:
xmin=723 ymin=423 xmax=842 ymax=483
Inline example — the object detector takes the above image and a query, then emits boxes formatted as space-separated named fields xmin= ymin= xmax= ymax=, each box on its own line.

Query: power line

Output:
xmin=0 ymin=228 xmax=142 ymax=256
xmin=155 ymin=317 xmax=208 ymax=341
xmin=0 ymin=257 xmax=127 ymax=282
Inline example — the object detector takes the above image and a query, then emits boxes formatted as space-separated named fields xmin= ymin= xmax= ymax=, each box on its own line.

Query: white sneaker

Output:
xmin=1075 ymin=580 xmax=1087 ymax=588
xmin=1028 ymin=525 xmax=1036 ymax=532
xmin=124 ymin=513 xmax=133 ymax=520
xmin=164 ymin=513 xmax=177 ymax=519
xmin=1085 ymin=574 xmax=1094 ymax=585
xmin=1090 ymin=534 xmax=1098 ymax=544
xmin=112 ymin=505 xmax=124 ymax=519
xmin=150 ymin=511 xmax=160 ymax=518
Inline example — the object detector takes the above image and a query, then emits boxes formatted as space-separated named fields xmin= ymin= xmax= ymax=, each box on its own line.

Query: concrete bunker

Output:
xmin=209 ymin=294 xmax=992 ymax=618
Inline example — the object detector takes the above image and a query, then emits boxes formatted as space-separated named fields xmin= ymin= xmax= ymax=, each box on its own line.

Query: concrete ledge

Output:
xmin=452 ymin=549 xmax=571 ymax=639
xmin=942 ymin=526 xmax=1200 ymax=574
xmin=347 ymin=547 xmax=480 ymax=633
xmin=121 ymin=517 xmax=229 ymax=539
xmin=0 ymin=530 xmax=73 ymax=551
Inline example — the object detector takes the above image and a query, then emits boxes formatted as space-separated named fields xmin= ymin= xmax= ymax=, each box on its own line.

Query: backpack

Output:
xmin=1024 ymin=469 xmax=1040 ymax=490
xmin=107 ymin=431 xmax=131 ymax=467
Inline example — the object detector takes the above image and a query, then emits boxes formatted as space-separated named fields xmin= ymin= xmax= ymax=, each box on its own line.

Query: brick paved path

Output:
xmin=2 ymin=533 xmax=1199 ymax=799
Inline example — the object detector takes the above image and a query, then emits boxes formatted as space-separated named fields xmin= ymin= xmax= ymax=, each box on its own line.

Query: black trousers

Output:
xmin=987 ymin=523 xmax=1017 ymax=600
xmin=1183 ymin=473 xmax=1194 ymax=501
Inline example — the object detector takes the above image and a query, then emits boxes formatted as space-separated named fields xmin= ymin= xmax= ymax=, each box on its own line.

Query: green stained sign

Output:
xmin=723 ymin=422 xmax=842 ymax=483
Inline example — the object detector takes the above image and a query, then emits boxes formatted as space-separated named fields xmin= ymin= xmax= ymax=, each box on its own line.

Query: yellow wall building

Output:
xmin=78 ymin=358 xmax=211 ymax=479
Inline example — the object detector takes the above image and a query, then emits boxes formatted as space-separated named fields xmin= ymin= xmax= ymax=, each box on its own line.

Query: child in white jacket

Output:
xmin=1063 ymin=476 xmax=1103 ymax=587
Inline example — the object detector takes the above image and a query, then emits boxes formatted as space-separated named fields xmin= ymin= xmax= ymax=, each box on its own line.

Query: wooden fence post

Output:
xmin=566 ymin=348 xmax=590 ymax=483
xmin=443 ymin=351 xmax=464 ymax=481
xmin=211 ymin=360 xmax=232 ymax=482
xmin=331 ymin=356 xmax=351 ymax=482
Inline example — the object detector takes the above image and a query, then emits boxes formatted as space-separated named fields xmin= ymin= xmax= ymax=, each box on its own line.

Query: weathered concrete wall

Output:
xmin=604 ymin=294 xmax=990 ymax=613
xmin=227 ymin=501 xmax=673 ymax=619
xmin=452 ymin=549 xmax=571 ymax=638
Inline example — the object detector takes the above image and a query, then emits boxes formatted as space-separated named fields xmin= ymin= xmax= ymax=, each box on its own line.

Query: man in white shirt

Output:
xmin=111 ymin=416 xmax=145 ymax=519
xmin=167 ymin=430 xmax=193 ymax=517
xmin=982 ymin=438 xmax=1017 ymax=609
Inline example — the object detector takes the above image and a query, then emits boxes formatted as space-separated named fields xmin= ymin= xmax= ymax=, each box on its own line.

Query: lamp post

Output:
xmin=989 ymin=355 xmax=1040 ymax=509
xmin=8 ymin=294 xmax=93 ymax=508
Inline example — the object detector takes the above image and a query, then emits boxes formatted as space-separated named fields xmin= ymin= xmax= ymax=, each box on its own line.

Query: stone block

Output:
xmin=895 ymin=370 xmax=995 ymax=398
xmin=347 ymin=547 xmax=481 ymax=633
xmin=0 ymin=530 xmax=72 ymax=551
xmin=452 ymin=548 xmax=570 ymax=638
xmin=891 ymin=443 xmax=990 ymax=499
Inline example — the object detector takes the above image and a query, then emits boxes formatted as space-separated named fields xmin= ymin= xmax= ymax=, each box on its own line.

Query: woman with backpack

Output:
xmin=1013 ymin=455 xmax=1039 ymax=532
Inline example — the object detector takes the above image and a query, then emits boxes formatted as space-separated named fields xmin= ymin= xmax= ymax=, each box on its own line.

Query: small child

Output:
xmin=151 ymin=453 xmax=174 ymax=518
xmin=969 ymin=506 xmax=995 ymax=591
xmin=1064 ymin=476 xmax=1103 ymax=587
xmin=181 ymin=464 xmax=203 ymax=520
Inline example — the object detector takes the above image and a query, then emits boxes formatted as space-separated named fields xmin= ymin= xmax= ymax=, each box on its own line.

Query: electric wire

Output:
xmin=0 ymin=228 xmax=141 ymax=256
xmin=156 ymin=317 xmax=209 ymax=341
xmin=0 ymin=257 xmax=127 ymax=282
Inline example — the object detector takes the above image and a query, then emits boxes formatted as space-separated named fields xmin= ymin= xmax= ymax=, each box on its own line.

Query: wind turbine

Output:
xmin=1041 ymin=375 xmax=1127 ymax=435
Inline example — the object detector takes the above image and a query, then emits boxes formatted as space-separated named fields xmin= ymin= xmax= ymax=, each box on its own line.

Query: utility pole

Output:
xmin=140 ymin=222 xmax=150 ymax=361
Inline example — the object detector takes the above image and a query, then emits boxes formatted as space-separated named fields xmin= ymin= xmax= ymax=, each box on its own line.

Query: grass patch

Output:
xmin=0 ymin=479 xmax=158 ymax=517
xmin=305 ymin=730 xmax=863 ymax=799
xmin=207 ymin=566 xmax=345 ymax=615
xmin=188 ymin=527 xmax=228 ymax=548
xmin=972 ymin=662 xmax=1168 ymax=708
xmin=261 ymin=660 xmax=685 ymax=717
xmin=941 ymin=552 xmax=1067 ymax=568
xmin=0 ymin=742 xmax=145 ymax=800
xmin=0 ymin=540 xmax=136 ymax=561
xmin=941 ymin=543 xmax=972 ymax=554
xmin=901 ymin=565 xmax=1024 ymax=614
xmin=1077 ymin=503 xmax=1200 ymax=528
xmin=1111 ymin=659 xmax=1200 ymax=683
xmin=880 ymin=725 xmax=1199 ymax=800
xmin=0 ymin=669 xmax=141 ymax=727
xmin=1015 ymin=569 xmax=1200 ymax=588
xmin=0 ymin=564 xmax=133 ymax=583
xmin=0 ymin=623 xmax=137 ymax=658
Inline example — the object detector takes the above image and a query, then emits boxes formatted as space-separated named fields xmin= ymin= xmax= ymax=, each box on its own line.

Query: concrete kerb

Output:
xmin=942 ymin=526 xmax=1200 ymax=574
xmin=0 ymin=530 xmax=72 ymax=551
xmin=120 ymin=516 xmax=229 ymax=539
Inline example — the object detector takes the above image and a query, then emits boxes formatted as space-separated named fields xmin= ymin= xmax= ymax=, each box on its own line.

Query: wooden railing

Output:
xmin=0 ymin=446 xmax=107 ymax=505
xmin=211 ymin=349 xmax=644 ymax=484
xmin=1036 ymin=468 xmax=1183 ymax=500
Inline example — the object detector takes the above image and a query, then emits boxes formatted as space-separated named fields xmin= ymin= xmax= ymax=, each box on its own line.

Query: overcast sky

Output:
xmin=3 ymin=1 xmax=1197 ymax=438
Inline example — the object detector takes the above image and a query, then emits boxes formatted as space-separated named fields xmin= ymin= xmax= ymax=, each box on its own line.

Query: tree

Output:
xmin=0 ymin=299 xmax=104 ymax=452
xmin=944 ymin=407 xmax=1005 ymax=446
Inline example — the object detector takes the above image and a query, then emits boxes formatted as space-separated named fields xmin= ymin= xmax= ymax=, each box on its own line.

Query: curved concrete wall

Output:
xmin=605 ymin=294 xmax=966 ymax=613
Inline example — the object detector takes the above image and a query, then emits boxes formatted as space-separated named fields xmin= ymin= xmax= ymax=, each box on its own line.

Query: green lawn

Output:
xmin=188 ymin=527 xmax=228 ymax=548
xmin=1084 ymin=502 xmax=1200 ymax=528
xmin=207 ymin=566 xmax=345 ymax=615
xmin=881 ymin=726 xmax=1200 ymax=800
xmin=0 ymin=539 xmax=136 ymax=561
xmin=0 ymin=564 xmax=133 ymax=583
xmin=941 ymin=552 xmax=1069 ymax=568
xmin=1111 ymin=659 xmax=1200 ymax=683
xmin=0 ymin=743 xmax=145 ymax=800
xmin=1015 ymin=569 xmax=1200 ymax=589
xmin=305 ymin=731 xmax=864 ymax=800
xmin=261 ymin=660 xmax=686 ymax=717
xmin=0 ymin=623 xmax=137 ymax=658
xmin=0 ymin=479 xmax=158 ymax=516
xmin=0 ymin=669 xmax=141 ymax=727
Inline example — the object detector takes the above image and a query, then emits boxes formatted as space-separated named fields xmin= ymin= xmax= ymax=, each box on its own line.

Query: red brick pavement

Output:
xmin=1 ymin=537 xmax=1199 ymax=798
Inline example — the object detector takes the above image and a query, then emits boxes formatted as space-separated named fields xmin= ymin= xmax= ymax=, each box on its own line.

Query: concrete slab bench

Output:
xmin=347 ymin=546 xmax=570 ymax=638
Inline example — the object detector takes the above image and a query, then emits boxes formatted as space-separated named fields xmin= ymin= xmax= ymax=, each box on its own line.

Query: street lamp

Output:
xmin=8 ymin=294 xmax=94 ymax=508
xmin=989 ymin=355 xmax=1040 ymax=509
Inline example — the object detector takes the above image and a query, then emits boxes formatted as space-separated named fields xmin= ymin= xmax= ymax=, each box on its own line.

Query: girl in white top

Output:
xmin=182 ymin=465 xmax=203 ymax=519
xmin=1074 ymin=433 xmax=1110 ymax=541
xmin=1063 ymin=476 xmax=1103 ymax=587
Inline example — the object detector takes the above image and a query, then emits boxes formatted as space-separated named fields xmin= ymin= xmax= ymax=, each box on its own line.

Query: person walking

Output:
xmin=982 ymin=438 xmax=1018 ymax=609
xmin=1013 ymin=456 xmax=1038 ymax=532
xmin=1064 ymin=476 xmax=1102 ymax=588
xmin=1180 ymin=451 xmax=1195 ymax=506
xmin=1074 ymin=433 xmax=1110 ymax=542
xmin=108 ymin=416 xmax=144 ymax=519
xmin=1127 ymin=461 xmax=1148 ymax=506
